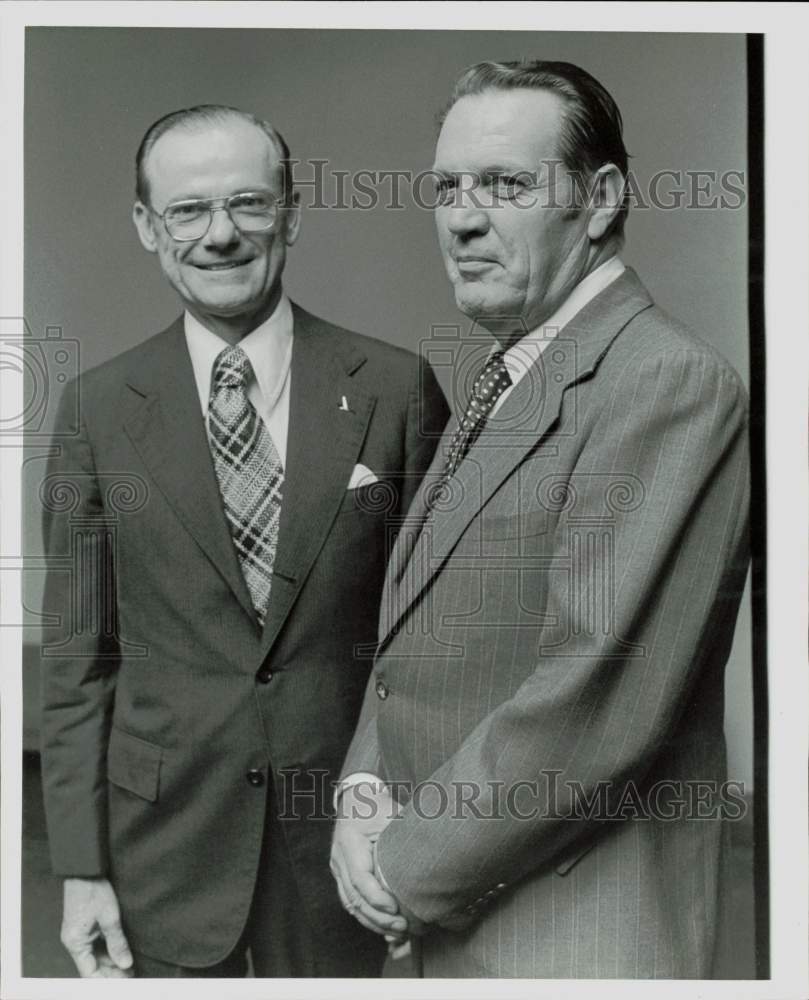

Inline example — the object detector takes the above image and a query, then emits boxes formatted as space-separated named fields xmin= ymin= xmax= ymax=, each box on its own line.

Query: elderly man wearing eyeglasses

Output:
xmin=40 ymin=104 xmax=448 ymax=978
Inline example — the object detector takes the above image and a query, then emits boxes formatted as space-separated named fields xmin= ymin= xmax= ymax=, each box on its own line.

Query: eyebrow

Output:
xmin=430 ymin=166 xmax=544 ymax=190
xmin=165 ymin=186 xmax=276 ymax=203
xmin=431 ymin=165 xmax=539 ymax=179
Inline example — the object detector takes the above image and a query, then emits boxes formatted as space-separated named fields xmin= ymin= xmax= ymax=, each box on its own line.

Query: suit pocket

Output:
xmin=107 ymin=727 xmax=162 ymax=803
xmin=554 ymin=839 xmax=597 ymax=876
xmin=481 ymin=509 xmax=548 ymax=541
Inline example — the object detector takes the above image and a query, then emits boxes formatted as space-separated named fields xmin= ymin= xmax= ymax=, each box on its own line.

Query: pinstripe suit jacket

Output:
xmin=341 ymin=268 xmax=750 ymax=978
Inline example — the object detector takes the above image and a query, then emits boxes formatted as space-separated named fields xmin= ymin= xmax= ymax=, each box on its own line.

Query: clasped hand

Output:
xmin=330 ymin=782 xmax=424 ymax=946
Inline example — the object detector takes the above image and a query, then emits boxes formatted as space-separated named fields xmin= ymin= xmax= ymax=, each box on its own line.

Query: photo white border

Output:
xmin=1 ymin=3 xmax=806 ymax=999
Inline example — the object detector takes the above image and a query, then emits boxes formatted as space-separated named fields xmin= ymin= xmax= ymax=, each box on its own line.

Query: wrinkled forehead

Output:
xmin=434 ymin=90 xmax=567 ymax=174
xmin=144 ymin=118 xmax=283 ymax=202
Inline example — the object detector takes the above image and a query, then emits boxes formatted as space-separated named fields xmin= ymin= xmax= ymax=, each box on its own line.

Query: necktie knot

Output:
xmin=212 ymin=345 xmax=253 ymax=389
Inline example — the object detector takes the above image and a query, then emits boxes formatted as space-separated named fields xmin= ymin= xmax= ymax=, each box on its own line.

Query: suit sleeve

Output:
xmin=39 ymin=377 xmax=119 ymax=876
xmin=375 ymin=347 xmax=750 ymax=926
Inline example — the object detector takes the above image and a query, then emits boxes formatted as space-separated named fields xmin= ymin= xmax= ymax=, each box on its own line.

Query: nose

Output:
xmin=202 ymin=205 xmax=240 ymax=249
xmin=444 ymin=200 xmax=491 ymax=239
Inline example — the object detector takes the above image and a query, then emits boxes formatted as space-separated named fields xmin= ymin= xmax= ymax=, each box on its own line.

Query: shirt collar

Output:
xmin=184 ymin=294 xmax=294 ymax=413
xmin=503 ymin=256 xmax=625 ymax=384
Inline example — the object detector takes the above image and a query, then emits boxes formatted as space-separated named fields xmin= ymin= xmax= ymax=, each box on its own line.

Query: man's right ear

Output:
xmin=132 ymin=202 xmax=158 ymax=253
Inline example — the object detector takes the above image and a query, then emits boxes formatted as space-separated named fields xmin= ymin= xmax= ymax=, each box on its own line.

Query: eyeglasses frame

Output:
xmin=150 ymin=190 xmax=285 ymax=242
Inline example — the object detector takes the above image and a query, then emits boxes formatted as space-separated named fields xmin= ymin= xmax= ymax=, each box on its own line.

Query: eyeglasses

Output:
xmin=153 ymin=191 xmax=283 ymax=242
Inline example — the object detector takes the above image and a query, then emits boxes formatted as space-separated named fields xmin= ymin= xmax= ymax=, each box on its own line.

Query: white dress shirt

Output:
xmin=185 ymin=294 xmax=294 ymax=467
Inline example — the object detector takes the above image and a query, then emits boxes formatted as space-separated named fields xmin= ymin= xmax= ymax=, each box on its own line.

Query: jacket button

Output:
xmin=256 ymin=668 xmax=273 ymax=684
xmin=375 ymin=680 xmax=389 ymax=700
xmin=246 ymin=768 xmax=264 ymax=787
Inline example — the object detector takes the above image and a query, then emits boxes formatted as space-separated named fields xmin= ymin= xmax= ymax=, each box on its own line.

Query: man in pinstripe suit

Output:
xmin=332 ymin=60 xmax=750 ymax=978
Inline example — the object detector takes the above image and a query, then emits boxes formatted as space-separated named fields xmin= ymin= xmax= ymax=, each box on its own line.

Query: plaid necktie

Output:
xmin=440 ymin=350 xmax=512 ymax=484
xmin=207 ymin=345 xmax=283 ymax=626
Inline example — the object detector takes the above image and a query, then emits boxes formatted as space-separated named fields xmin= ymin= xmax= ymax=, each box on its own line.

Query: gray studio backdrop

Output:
xmin=22 ymin=28 xmax=752 ymax=789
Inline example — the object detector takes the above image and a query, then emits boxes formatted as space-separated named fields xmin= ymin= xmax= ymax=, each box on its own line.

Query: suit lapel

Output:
xmin=123 ymin=319 xmax=256 ymax=622
xmin=380 ymin=268 xmax=655 ymax=649
xmin=257 ymin=306 xmax=376 ymax=661
xmin=385 ymin=357 xmax=570 ymax=647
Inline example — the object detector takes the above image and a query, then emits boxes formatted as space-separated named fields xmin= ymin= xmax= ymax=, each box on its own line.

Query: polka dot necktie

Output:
xmin=440 ymin=350 xmax=512 ymax=485
xmin=207 ymin=345 xmax=283 ymax=627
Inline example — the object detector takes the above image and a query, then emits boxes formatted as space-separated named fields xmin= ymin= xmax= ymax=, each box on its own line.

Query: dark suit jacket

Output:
xmin=342 ymin=269 xmax=750 ymax=978
xmin=40 ymin=303 xmax=448 ymax=970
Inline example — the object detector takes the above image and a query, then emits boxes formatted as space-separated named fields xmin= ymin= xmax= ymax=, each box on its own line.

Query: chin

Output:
xmin=455 ymin=290 xmax=511 ymax=321
xmin=197 ymin=293 xmax=260 ymax=316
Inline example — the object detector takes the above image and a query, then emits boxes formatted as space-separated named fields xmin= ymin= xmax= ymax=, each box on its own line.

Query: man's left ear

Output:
xmin=587 ymin=164 xmax=625 ymax=241
xmin=283 ymin=190 xmax=302 ymax=248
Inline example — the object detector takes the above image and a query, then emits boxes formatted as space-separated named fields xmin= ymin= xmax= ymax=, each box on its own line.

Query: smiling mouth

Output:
xmin=195 ymin=260 xmax=252 ymax=271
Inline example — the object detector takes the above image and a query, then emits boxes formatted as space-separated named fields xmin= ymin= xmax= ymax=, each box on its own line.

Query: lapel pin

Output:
xmin=339 ymin=395 xmax=351 ymax=412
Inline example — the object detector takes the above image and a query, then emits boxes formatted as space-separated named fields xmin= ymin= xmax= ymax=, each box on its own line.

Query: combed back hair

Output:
xmin=135 ymin=104 xmax=294 ymax=205
xmin=442 ymin=60 xmax=630 ymax=235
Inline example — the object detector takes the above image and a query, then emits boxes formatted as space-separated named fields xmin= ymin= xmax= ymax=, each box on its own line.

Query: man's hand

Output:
xmin=330 ymin=782 xmax=407 ymax=938
xmin=61 ymin=877 xmax=134 ymax=977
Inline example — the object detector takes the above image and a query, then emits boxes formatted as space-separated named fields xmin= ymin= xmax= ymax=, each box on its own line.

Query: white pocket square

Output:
xmin=347 ymin=464 xmax=378 ymax=490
